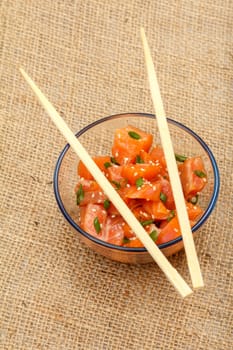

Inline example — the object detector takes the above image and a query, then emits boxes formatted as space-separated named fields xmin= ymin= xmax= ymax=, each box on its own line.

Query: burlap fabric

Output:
xmin=0 ymin=0 xmax=232 ymax=349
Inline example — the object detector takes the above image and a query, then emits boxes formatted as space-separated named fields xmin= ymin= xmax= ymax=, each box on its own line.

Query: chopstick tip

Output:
xmin=140 ymin=27 xmax=145 ymax=38
xmin=193 ymin=279 xmax=204 ymax=290
xmin=19 ymin=67 xmax=27 ymax=79
xmin=183 ymin=289 xmax=193 ymax=298
xmin=19 ymin=68 xmax=32 ymax=85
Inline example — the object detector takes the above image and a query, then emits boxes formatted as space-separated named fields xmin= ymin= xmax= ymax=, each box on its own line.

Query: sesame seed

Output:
xmin=91 ymin=208 xmax=97 ymax=212
xmin=174 ymin=228 xmax=178 ymax=233
xmin=193 ymin=206 xmax=197 ymax=210
xmin=152 ymin=186 xmax=157 ymax=191
xmin=126 ymin=184 xmax=131 ymax=188
xmin=91 ymin=193 xmax=95 ymax=198
xmin=111 ymin=214 xmax=116 ymax=218
xmin=134 ymin=172 xmax=138 ymax=176
xmin=140 ymin=168 xmax=146 ymax=172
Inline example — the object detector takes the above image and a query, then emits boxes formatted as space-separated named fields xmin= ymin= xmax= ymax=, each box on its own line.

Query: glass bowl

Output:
xmin=54 ymin=113 xmax=220 ymax=264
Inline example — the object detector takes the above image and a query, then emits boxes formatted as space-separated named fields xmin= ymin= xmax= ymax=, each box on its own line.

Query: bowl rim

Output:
xmin=53 ymin=112 xmax=220 ymax=252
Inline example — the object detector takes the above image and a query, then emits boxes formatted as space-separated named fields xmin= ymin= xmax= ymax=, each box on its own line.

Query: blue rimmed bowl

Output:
xmin=54 ymin=113 xmax=220 ymax=264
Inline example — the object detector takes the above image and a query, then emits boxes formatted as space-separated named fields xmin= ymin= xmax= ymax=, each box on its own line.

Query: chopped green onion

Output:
xmin=194 ymin=170 xmax=206 ymax=178
xmin=104 ymin=162 xmax=112 ymax=169
xmin=149 ymin=230 xmax=158 ymax=242
xmin=175 ymin=154 xmax=187 ymax=162
xmin=189 ymin=195 xmax=199 ymax=204
xmin=128 ymin=131 xmax=141 ymax=140
xmin=122 ymin=237 xmax=130 ymax=244
xmin=76 ymin=184 xmax=84 ymax=205
xmin=167 ymin=210 xmax=175 ymax=222
xmin=135 ymin=155 xmax=144 ymax=164
xmin=103 ymin=199 xmax=110 ymax=210
xmin=111 ymin=180 xmax=121 ymax=189
xmin=141 ymin=219 xmax=154 ymax=227
xmin=93 ymin=217 xmax=101 ymax=234
xmin=110 ymin=157 xmax=120 ymax=165
xmin=136 ymin=177 xmax=144 ymax=188
xmin=160 ymin=192 xmax=167 ymax=203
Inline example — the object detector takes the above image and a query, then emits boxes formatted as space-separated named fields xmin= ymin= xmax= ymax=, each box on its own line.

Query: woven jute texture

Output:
xmin=0 ymin=0 xmax=232 ymax=349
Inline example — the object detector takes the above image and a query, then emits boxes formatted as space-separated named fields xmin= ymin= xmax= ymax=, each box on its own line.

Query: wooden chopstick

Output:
xmin=140 ymin=28 xmax=204 ymax=289
xmin=20 ymin=67 xmax=192 ymax=298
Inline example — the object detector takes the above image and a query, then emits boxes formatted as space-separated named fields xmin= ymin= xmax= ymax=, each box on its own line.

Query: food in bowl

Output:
xmin=54 ymin=113 xmax=219 ymax=263
xmin=75 ymin=124 xmax=207 ymax=248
